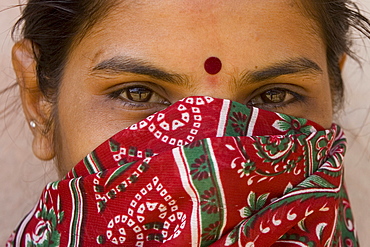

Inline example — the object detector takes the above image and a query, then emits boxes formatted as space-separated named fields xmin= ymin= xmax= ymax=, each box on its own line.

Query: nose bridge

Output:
xmin=186 ymin=78 xmax=239 ymax=102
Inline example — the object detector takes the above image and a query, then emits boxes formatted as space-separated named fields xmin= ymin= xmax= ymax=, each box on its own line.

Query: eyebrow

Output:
xmin=243 ymin=57 xmax=323 ymax=83
xmin=92 ymin=56 xmax=322 ymax=86
xmin=91 ymin=56 xmax=187 ymax=85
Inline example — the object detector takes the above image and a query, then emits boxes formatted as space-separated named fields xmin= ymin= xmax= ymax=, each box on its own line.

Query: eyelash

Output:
xmin=108 ymin=84 xmax=171 ymax=109
xmin=108 ymin=84 xmax=305 ymax=110
xmin=247 ymin=87 xmax=305 ymax=109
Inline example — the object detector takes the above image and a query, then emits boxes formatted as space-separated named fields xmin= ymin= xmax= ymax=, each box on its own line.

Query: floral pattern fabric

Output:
xmin=8 ymin=97 xmax=357 ymax=246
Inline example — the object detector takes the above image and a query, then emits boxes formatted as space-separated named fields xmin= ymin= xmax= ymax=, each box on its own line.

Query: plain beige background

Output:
xmin=1 ymin=0 xmax=369 ymax=245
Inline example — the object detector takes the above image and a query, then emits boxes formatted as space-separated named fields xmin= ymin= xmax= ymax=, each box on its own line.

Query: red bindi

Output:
xmin=204 ymin=57 xmax=222 ymax=75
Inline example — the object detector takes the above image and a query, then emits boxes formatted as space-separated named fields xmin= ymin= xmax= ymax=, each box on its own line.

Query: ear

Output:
xmin=12 ymin=40 xmax=55 ymax=161
xmin=339 ymin=54 xmax=347 ymax=71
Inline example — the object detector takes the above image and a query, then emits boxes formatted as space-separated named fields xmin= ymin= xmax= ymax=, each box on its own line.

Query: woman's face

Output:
xmin=55 ymin=0 xmax=332 ymax=173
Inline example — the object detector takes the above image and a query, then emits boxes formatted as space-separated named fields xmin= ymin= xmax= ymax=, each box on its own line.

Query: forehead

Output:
xmin=71 ymin=0 xmax=324 ymax=74
xmin=93 ymin=0 xmax=316 ymax=35
xmin=95 ymin=0 xmax=316 ymax=37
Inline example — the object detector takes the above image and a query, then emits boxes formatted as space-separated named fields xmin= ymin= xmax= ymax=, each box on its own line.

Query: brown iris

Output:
xmin=261 ymin=89 xmax=286 ymax=103
xmin=126 ymin=87 xmax=153 ymax=102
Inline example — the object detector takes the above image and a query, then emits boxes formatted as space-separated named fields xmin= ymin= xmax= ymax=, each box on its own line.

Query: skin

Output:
xmin=13 ymin=0 xmax=335 ymax=176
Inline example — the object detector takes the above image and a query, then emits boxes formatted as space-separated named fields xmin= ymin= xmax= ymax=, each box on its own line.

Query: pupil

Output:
xmin=127 ymin=87 xmax=152 ymax=102
xmin=262 ymin=89 xmax=286 ymax=103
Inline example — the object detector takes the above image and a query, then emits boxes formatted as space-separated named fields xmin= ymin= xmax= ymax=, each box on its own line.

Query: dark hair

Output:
xmin=12 ymin=0 xmax=117 ymax=103
xmin=299 ymin=0 xmax=370 ymax=111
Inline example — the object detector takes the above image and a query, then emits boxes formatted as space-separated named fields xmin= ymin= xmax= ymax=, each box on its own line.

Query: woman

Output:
xmin=6 ymin=0 xmax=370 ymax=246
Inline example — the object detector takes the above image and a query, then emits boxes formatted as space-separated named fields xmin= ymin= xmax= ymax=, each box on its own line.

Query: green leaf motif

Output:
xmin=240 ymin=192 xmax=270 ymax=219
xmin=58 ymin=212 xmax=64 ymax=224
xmin=237 ymin=160 xmax=256 ymax=178
xmin=283 ymin=182 xmax=294 ymax=195
xmin=273 ymin=120 xmax=291 ymax=132
xmin=225 ymin=228 xmax=238 ymax=246
xmin=239 ymin=206 xmax=252 ymax=218
xmin=298 ymin=175 xmax=336 ymax=189
xmin=256 ymin=193 xmax=270 ymax=210
xmin=26 ymin=195 xmax=63 ymax=247
xmin=273 ymin=114 xmax=315 ymax=135
xmin=50 ymin=181 xmax=59 ymax=191
xmin=247 ymin=191 xmax=256 ymax=210
xmin=280 ymin=113 xmax=292 ymax=123
xmin=109 ymin=139 xmax=119 ymax=152
xmin=301 ymin=126 xmax=315 ymax=134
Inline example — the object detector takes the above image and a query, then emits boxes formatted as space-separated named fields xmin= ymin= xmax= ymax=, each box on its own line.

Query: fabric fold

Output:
xmin=8 ymin=96 xmax=358 ymax=247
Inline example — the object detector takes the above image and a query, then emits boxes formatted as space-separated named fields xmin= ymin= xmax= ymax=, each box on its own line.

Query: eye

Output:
xmin=125 ymin=87 xmax=153 ymax=102
xmin=109 ymin=85 xmax=171 ymax=107
xmin=248 ymin=88 xmax=301 ymax=109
